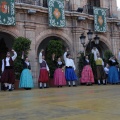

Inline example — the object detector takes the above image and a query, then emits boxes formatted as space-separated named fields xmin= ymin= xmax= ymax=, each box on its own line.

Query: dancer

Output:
xmin=108 ymin=56 xmax=120 ymax=84
xmin=80 ymin=55 xmax=94 ymax=86
xmin=64 ymin=48 xmax=78 ymax=87
xmin=38 ymin=49 xmax=49 ymax=89
xmin=95 ymin=53 xmax=106 ymax=85
xmin=52 ymin=53 xmax=66 ymax=87
xmin=91 ymin=47 xmax=99 ymax=61
xmin=19 ymin=51 xmax=34 ymax=90
xmin=1 ymin=49 xmax=17 ymax=91
xmin=104 ymin=63 xmax=109 ymax=84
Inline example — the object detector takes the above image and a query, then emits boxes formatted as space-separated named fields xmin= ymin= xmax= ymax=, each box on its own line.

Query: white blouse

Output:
xmin=63 ymin=52 xmax=76 ymax=70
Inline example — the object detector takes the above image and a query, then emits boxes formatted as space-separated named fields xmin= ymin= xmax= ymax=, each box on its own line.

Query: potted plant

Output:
xmin=13 ymin=37 xmax=31 ymax=89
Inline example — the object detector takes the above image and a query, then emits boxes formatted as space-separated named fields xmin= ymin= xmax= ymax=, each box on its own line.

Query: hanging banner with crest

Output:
xmin=48 ymin=0 xmax=66 ymax=27
xmin=93 ymin=7 xmax=107 ymax=32
xmin=0 ymin=0 xmax=15 ymax=25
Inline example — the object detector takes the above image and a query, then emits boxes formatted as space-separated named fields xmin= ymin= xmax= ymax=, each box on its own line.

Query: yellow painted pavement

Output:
xmin=0 ymin=85 xmax=120 ymax=120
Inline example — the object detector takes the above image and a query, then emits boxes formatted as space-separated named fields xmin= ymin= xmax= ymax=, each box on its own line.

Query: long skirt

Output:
xmin=38 ymin=69 xmax=49 ymax=83
xmin=65 ymin=68 xmax=78 ymax=81
xmin=19 ymin=69 xmax=34 ymax=88
xmin=108 ymin=66 xmax=120 ymax=84
xmin=80 ymin=65 xmax=94 ymax=83
xmin=96 ymin=65 xmax=106 ymax=80
xmin=1 ymin=68 xmax=15 ymax=84
xmin=54 ymin=68 xmax=66 ymax=86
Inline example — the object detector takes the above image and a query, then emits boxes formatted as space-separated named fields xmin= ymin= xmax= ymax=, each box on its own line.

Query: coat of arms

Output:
xmin=0 ymin=1 xmax=9 ymax=14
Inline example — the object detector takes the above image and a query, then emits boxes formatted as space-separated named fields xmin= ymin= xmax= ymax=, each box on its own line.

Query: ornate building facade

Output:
xmin=0 ymin=0 xmax=120 ymax=86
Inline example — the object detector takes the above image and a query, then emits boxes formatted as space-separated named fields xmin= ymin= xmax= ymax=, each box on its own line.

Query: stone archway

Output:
xmin=37 ymin=36 xmax=70 ymax=56
xmin=0 ymin=32 xmax=15 ymax=74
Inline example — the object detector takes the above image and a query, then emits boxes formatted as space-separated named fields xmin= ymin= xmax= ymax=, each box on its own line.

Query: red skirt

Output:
xmin=1 ymin=69 xmax=15 ymax=84
xmin=80 ymin=65 xmax=94 ymax=83
xmin=54 ymin=68 xmax=66 ymax=86
xmin=38 ymin=69 xmax=49 ymax=83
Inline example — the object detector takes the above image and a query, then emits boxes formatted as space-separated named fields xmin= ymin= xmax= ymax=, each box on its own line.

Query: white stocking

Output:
xmin=40 ymin=82 xmax=42 ymax=87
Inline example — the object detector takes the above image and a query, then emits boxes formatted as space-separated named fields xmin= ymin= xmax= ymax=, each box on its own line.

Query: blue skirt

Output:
xmin=108 ymin=66 xmax=120 ymax=84
xmin=19 ymin=69 xmax=34 ymax=88
xmin=65 ymin=68 xmax=78 ymax=81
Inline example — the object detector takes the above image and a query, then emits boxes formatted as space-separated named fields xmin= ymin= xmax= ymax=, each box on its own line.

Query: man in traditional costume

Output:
xmin=38 ymin=49 xmax=49 ymax=89
xmin=64 ymin=49 xmax=78 ymax=87
xmin=95 ymin=53 xmax=106 ymax=85
xmin=91 ymin=47 xmax=99 ymax=61
xmin=1 ymin=49 xmax=17 ymax=91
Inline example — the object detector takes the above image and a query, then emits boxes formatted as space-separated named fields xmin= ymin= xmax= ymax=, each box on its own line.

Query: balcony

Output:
xmin=15 ymin=0 xmax=48 ymax=8
xmin=83 ymin=5 xmax=110 ymax=18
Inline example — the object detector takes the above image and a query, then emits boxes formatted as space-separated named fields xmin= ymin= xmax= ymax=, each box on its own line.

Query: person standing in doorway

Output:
xmin=91 ymin=47 xmax=99 ymax=61
xmin=64 ymin=48 xmax=78 ymax=87
xmin=38 ymin=49 xmax=49 ymax=89
xmin=1 ymin=49 xmax=17 ymax=91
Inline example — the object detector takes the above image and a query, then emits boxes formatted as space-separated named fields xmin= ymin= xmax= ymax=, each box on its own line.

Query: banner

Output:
xmin=0 ymin=0 xmax=15 ymax=25
xmin=93 ymin=7 xmax=107 ymax=32
xmin=48 ymin=0 xmax=66 ymax=27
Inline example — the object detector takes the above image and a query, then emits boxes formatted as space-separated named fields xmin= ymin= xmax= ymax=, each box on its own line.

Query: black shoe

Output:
xmin=60 ymin=86 xmax=62 ymax=87
xmin=40 ymin=87 xmax=42 ymax=89
xmin=9 ymin=89 xmax=13 ymax=91
xmin=73 ymin=85 xmax=77 ymax=87
xmin=69 ymin=85 xmax=71 ymax=87
xmin=98 ymin=83 xmax=101 ymax=85
xmin=57 ymin=86 xmax=60 ymax=88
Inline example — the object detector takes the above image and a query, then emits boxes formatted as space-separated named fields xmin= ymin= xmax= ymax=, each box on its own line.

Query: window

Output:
xmin=87 ymin=0 xmax=100 ymax=7
xmin=43 ymin=0 xmax=48 ymax=8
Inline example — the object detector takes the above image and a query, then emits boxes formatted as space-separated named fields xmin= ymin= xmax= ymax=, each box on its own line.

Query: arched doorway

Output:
xmin=37 ymin=36 xmax=69 ymax=56
xmin=86 ymin=40 xmax=110 ymax=58
xmin=0 ymin=32 xmax=15 ymax=74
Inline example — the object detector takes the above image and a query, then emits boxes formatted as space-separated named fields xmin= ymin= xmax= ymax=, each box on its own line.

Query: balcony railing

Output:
xmin=15 ymin=0 xmax=48 ymax=8
xmin=83 ymin=5 xmax=110 ymax=17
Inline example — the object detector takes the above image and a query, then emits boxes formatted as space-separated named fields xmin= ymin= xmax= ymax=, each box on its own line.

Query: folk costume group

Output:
xmin=0 ymin=47 xmax=120 ymax=91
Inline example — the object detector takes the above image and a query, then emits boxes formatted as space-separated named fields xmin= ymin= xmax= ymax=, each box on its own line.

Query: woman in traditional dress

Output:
xmin=38 ymin=49 xmax=49 ymax=89
xmin=80 ymin=55 xmax=94 ymax=86
xmin=64 ymin=49 xmax=78 ymax=87
xmin=19 ymin=52 xmax=34 ymax=90
xmin=108 ymin=56 xmax=120 ymax=84
xmin=52 ymin=53 xmax=66 ymax=87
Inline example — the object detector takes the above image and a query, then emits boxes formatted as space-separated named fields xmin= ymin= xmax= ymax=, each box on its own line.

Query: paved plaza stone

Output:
xmin=0 ymin=85 xmax=120 ymax=120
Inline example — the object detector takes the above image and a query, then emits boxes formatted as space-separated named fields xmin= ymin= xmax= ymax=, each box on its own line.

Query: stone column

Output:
xmin=24 ymin=23 xmax=38 ymax=87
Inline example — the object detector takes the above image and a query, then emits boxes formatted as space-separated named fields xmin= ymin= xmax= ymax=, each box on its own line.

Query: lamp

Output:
xmin=80 ymin=34 xmax=86 ymax=47
xmin=87 ymin=30 xmax=93 ymax=41
xmin=94 ymin=35 xmax=100 ymax=44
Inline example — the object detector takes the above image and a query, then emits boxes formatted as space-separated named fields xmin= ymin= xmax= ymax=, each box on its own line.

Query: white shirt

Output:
xmin=2 ymin=51 xmax=17 ymax=72
xmin=104 ymin=67 xmax=109 ymax=74
xmin=39 ymin=52 xmax=49 ymax=71
xmin=64 ymin=52 xmax=76 ymax=70
xmin=91 ymin=48 xmax=99 ymax=61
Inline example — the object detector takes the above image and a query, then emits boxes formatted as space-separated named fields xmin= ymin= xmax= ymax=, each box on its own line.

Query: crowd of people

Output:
xmin=0 ymin=47 xmax=120 ymax=91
